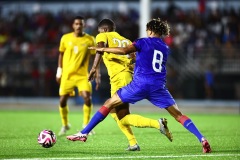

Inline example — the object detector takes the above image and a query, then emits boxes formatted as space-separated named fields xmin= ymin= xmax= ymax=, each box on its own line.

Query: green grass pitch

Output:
xmin=0 ymin=109 xmax=239 ymax=159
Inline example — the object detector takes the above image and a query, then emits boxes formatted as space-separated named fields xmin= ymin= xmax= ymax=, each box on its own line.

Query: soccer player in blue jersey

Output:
xmin=67 ymin=18 xmax=212 ymax=153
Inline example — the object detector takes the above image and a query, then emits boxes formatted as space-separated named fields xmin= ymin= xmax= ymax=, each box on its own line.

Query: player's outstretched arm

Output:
xmin=88 ymin=44 xmax=136 ymax=55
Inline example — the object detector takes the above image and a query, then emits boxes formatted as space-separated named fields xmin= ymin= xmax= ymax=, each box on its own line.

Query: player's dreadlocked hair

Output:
xmin=146 ymin=18 xmax=170 ymax=37
xmin=98 ymin=19 xmax=116 ymax=31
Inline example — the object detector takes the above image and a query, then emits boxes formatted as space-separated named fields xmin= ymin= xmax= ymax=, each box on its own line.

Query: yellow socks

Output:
xmin=120 ymin=114 xmax=160 ymax=129
xmin=83 ymin=104 xmax=93 ymax=126
xmin=59 ymin=105 xmax=69 ymax=126
xmin=110 ymin=113 xmax=137 ymax=146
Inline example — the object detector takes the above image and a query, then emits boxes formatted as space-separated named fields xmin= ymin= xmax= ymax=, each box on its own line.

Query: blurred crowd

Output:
xmin=0 ymin=1 xmax=239 ymax=100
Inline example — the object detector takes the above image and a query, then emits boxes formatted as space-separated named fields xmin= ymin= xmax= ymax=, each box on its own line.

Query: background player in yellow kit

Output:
xmin=56 ymin=16 xmax=100 ymax=136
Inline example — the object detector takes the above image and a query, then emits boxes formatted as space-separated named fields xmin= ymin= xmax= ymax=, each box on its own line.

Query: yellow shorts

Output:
xmin=59 ymin=76 xmax=92 ymax=96
xmin=110 ymin=71 xmax=133 ymax=96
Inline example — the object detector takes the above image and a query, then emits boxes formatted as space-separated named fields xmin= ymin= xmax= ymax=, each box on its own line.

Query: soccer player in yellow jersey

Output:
xmin=86 ymin=19 xmax=164 ymax=151
xmin=56 ymin=16 xmax=100 ymax=136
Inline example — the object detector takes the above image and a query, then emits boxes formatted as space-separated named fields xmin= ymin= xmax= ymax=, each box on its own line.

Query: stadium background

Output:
xmin=0 ymin=0 xmax=239 ymax=110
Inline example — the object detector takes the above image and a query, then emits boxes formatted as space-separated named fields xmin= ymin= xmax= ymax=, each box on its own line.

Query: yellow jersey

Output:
xmin=96 ymin=32 xmax=133 ymax=79
xmin=59 ymin=32 xmax=95 ymax=79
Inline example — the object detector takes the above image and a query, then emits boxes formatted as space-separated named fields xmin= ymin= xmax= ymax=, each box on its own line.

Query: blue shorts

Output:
xmin=117 ymin=79 xmax=175 ymax=109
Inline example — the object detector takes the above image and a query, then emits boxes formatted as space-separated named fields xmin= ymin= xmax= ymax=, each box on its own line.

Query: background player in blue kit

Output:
xmin=67 ymin=18 xmax=212 ymax=153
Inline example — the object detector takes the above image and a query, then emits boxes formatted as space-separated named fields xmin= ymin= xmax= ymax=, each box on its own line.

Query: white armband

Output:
xmin=56 ymin=67 xmax=62 ymax=78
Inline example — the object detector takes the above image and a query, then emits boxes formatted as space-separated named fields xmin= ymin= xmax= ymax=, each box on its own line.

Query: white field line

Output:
xmin=4 ymin=153 xmax=240 ymax=160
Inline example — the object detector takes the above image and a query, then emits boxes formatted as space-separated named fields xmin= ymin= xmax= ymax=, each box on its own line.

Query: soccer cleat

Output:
xmin=66 ymin=132 xmax=88 ymax=142
xmin=202 ymin=138 xmax=212 ymax=153
xmin=159 ymin=118 xmax=173 ymax=142
xmin=58 ymin=124 xmax=71 ymax=136
xmin=126 ymin=144 xmax=140 ymax=151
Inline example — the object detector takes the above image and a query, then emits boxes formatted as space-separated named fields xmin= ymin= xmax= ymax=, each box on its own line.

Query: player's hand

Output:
xmin=129 ymin=52 xmax=136 ymax=63
xmin=88 ymin=68 xmax=96 ymax=82
xmin=56 ymin=77 xmax=61 ymax=84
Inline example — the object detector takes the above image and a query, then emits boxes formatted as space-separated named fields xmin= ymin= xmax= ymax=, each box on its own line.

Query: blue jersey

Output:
xmin=117 ymin=37 xmax=175 ymax=108
xmin=133 ymin=37 xmax=169 ymax=85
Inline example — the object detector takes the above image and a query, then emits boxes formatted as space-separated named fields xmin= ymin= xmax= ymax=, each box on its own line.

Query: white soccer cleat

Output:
xmin=66 ymin=132 xmax=88 ymax=142
xmin=58 ymin=124 xmax=71 ymax=136
xmin=126 ymin=144 xmax=140 ymax=151
xmin=159 ymin=118 xmax=173 ymax=142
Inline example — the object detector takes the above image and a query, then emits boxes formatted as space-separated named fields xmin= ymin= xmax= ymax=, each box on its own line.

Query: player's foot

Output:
xmin=159 ymin=118 xmax=173 ymax=142
xmin=58 ymin=124 xmax=71 ymax=136
xmin=66 ymin=132 xmax=88 ymax=142
xmin=201 ymin=138 xmax=212 ymax=153
xmin=126 ymin=144 xmax=140 ymax=151
xmin=82 ymin=125 xmax=95 ymax=136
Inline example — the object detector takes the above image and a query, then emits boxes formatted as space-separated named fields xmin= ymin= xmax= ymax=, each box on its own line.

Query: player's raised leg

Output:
xmin=120 ymin=114 xmax=172 ymax=142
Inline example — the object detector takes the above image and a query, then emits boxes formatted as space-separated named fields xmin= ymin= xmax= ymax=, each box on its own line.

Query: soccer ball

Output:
xmin=38 ymin=129 xmax=57 ymax=148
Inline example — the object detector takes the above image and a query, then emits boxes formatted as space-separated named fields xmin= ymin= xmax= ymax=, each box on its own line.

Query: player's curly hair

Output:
xmin=146 ymin=18 xmax=170 ymax=37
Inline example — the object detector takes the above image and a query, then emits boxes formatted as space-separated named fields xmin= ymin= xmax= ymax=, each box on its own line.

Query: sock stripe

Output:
xmin=99 ymin=106 xmax=110 ymax=116
xmin=178 ymin=115 xmax=189 ymax=125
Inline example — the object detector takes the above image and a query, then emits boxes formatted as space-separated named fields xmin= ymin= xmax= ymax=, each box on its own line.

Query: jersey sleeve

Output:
xmin=59 ymin=35 xmax=65 ymax=52
xmin=96 ymin=33 xmax=107 ymax=44
xmin=132 ymin=38 xmax=142 ymax=52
